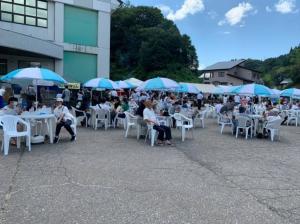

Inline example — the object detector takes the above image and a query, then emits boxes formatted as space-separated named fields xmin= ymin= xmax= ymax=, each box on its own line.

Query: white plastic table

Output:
xmin=19 ymin=113 xmax=56 ymax=144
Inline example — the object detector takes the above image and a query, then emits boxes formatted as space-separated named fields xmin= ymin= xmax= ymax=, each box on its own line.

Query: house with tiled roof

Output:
xmin=200 ymin=59 xmax=262 ymax=85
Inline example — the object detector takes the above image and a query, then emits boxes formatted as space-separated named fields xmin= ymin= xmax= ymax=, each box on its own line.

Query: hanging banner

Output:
xmin=68 ymin=83 xmax=81 ymax=90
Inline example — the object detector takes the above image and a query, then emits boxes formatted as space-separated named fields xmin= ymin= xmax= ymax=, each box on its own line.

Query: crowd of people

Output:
xmin=1 ymin=83 xmax=299 ymax=145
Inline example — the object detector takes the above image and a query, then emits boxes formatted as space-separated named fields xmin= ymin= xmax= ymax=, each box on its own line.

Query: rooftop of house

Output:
xmin=201 ymin=59 xmax=246 ymax=71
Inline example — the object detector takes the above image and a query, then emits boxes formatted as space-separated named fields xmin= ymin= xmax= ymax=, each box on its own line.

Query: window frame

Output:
xmin=218 ymin=71 xmax=225 ymax=77
xmin=0 ymin=0 xmax=48 ymax=28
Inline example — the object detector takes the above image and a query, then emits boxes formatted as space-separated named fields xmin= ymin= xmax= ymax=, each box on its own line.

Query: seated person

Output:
xmin=291 ymin=102 xmax=299 ymax=110
xmin=53 ymin=98 xmax=76 ymax=143
xmin=2 ymin=97 xmax=21 ymax=115
xmin=238 ymin=104 xmax=247 ymax=114
xmin=97 ymin=98 xmax=111 ymax=111
xmin=75 ymin=101 xmax=91 ymax=127
xmin=1 ymin=97 xmax=22 ymax=145
xmin=220 ymin=100 xmax=235 ymax=114
xmin=114 ymin=98 xmax=129 ymax=123
xmin=129 ymin=97 xmax=138 ymax=110
xmin=27 ymin=101 xmax=42 ymax=112
xmin=214 ymin=101 xmax=223 ymax=114
xmin=135 ymin=100 xmax=147 ymax=137
xmin=143 ymin=100 xmax=172 ymax=146
xmin=136 ymin=100 xmax=145 ymax=117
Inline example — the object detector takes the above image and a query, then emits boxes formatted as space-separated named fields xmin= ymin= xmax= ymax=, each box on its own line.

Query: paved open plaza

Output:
xmin=1 ymin=119 xmax=300 ymax=224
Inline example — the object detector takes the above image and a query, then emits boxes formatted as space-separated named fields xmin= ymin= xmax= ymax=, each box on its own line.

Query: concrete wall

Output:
xmin=235 ymin=67 xmax=260 ymax=82
xmin=53 ymin=0 xmax=112 ymax=78
xmin=0 ymin=2 xmax=55 ymax=41
xmin=0 ymin=0 xmax=116 ymax=80
xmin=0 ymin=54 xmax=55 ymax=72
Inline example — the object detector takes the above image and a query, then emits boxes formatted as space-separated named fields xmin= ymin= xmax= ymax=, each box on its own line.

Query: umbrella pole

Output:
xmin=35 ymin=84 xmax=38 ymax=109
xmin=90 ymin=89 xmax=93 ymax=106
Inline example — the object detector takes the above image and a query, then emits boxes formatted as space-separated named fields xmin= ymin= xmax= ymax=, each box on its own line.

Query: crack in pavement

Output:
xmin=0 ymin=148 xmax=24 ymax=223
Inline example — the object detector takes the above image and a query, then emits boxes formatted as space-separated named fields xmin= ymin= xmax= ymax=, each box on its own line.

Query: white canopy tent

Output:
xmin=191 ymin=83 xmax=216 ymax=94
xmin=125 ymin=78 xmax=143 ymax=86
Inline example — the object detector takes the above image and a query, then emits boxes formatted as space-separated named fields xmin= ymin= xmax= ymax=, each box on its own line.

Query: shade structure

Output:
xmin=83 ymin=78 xmax=118 ymax=90
xmin=139 ymin=77 xmax=179 ymax=91
xmin=116 ymin=80 xmax=138 ymax=89
xmin=231 ymin=84 xmax=273 ymax=96
xmin=270 ymin=89 xmax=282 ymax=98
xmin=212 ymin=85 xmax=240 ymax=95
xmin=177 ymin=83 xmax=200 ymax=94
xmin=193 ymin=83 xmax=216 ymax=94
xmin=0 ymin=67 xmax=67 ymax=84
xmin=125 ymin=78 xmax=143 ymax=86
xmin=0 ymin=67 xmax=67 ymax=105
xmin=280 ymin=88 xmax=300 ymax=98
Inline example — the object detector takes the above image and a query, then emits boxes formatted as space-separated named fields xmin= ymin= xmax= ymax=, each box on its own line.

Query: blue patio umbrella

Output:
xmin=0 ymin=67 xmax=67 ymax=84
xmin=280 ymin=88 xmax=300 ymax=99
xmin=116 ymin=80 xmax=138 ymax=89
xmin=139 ymin=77 xmax=179 ymax=91
xmin=83 ymin=78 xmax=118 ymax=90
xmin=176 ymin=83 xmax=200 ymax=94
xmin=231 ymin=84 xmax=273 ymax=96
xmin=0 ymin=67 xmax=67 ymax=103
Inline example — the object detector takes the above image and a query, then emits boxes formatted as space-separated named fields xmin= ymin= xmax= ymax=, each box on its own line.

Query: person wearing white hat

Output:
xmin=53 ymin=98 xmax=75 ymax=143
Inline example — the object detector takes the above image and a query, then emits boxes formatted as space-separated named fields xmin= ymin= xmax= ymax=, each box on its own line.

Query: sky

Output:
xmin=129 ymin=0 xmax=300 ymax=69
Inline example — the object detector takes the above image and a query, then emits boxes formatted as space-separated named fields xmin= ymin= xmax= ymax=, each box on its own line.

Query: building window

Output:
xmin=0 ymin=0 xmax=47 ymax=28
xmin=0 ymin=59 xmax=7 ymax=76
xmin=218 ymin=72 xmax=225 ymax=77
xmin=18 ymin=60 xmax=41 ymax=68
xmin=204 ymin=72 xmax=211 ymax=79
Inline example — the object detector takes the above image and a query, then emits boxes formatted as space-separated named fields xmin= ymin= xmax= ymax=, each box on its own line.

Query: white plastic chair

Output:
xmin=287 ymin=110 xmax=299 ymax=127
xmin=209 ymin=105 xmax=217 ymax=118
xmin=265 ymin=118 xmax=282 ymax=141
xmin=113 ymin=112 xmax=126 ymax=129
xmin=235 ymin=116 xmax=253 ymax=139
xmin=219 ymin=114 xmax=233 ymax=134
xmin=253 ymin=104 xmax=265 ymax=115
xmin=0 ymin=115 xmax=31 ymax=156
xmin=69 ymin=114 xmax=77 ymax=136
xmin=205 ymin=105 xmax=216 ymax=118
xmin=194 ymin=110 xmax=206 ymax=128
xmin=145 ymin=124 xmax=157 ymax=147
xmin=173 ymin=113 xmax=194 ymax=142
xmin=124 ymin=112 xmax=138 ymax=138
xmin=94 ymin=109 xmax=109 ymax=130
xmin=71 ymin=106 xmax=88 ymax=127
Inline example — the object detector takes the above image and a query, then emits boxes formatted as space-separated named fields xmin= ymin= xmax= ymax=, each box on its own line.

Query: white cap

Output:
xmin=56 ymin=97 xmax=63 ymax=102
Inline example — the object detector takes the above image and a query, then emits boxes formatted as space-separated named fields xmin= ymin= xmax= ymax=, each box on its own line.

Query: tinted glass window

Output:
xmin=0 ymin=0 xmax=47 ymax=27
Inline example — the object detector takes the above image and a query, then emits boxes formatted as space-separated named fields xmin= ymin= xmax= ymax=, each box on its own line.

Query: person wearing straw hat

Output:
xmin=53 ymin=97 xmax=76 ymax=143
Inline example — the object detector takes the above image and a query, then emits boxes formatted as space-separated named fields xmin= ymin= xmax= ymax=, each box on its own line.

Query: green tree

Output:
xmin=110 ymin=6 xmax=200 ymax=82
xmin=245 ymin=46 xmax=300 ymax=87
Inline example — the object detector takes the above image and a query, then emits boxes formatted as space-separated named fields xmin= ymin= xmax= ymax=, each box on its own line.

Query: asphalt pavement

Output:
xmin=1 ymin=119 xmax=300 ymax=224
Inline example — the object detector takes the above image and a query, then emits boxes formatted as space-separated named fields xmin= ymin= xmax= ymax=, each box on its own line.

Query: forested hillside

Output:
xmin=245 ymin=46 xmax=300 ymax=87
xmin=110 ymin=6 xmax=200 ymax=82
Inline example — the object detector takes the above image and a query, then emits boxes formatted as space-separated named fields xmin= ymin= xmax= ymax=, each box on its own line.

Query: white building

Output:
xmin=0 ymin=0 xmax=122 ymax=83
